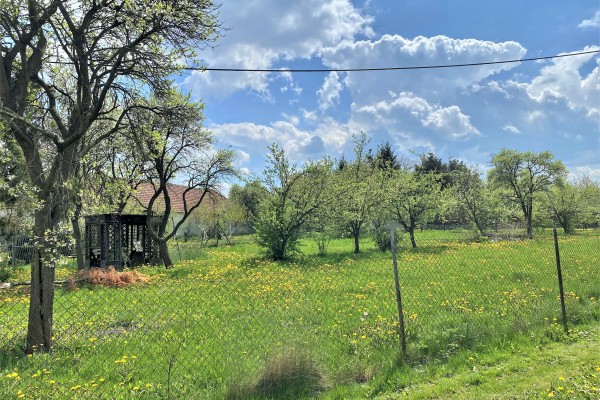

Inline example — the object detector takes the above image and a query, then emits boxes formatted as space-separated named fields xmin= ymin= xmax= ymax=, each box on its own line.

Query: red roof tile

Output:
xmin=133 ymin=183 xmax=225 ymax=214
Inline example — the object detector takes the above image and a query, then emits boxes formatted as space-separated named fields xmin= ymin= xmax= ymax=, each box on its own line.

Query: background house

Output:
xmin=130 ymin=182 xmax=227 ymax=239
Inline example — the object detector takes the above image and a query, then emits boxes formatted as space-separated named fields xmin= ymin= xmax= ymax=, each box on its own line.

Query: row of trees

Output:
xmin=230 ymin=134 xmax=599 ymax=260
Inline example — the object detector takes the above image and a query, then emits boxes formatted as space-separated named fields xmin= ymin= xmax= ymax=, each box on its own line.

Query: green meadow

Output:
xmin=1 ymin=229 xmax=599 ymax=399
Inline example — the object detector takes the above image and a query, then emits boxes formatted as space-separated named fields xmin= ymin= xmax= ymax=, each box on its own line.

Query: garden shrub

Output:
xmin=372 ymin=225 xmax=403 ymax=251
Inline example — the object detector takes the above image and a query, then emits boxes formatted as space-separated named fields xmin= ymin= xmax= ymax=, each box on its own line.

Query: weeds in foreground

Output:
xmin=228 ymin=350 xmax=328 ymax=399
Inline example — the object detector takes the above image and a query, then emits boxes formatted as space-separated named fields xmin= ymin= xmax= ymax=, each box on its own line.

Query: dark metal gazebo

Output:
xmin=85 ymin=214 xmax=161 ymax=269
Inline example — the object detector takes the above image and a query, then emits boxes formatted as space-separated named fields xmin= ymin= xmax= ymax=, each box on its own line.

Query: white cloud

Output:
xmin=578 ymin=10 xmax=600 ymax=28
xmin=569 ymin=166 xmax=600 ymax=181
xmin=320 ymin=34 xmax=526 ymax=104
xmin=236 ymin=150 xmax=250 ymax=163
xmin=317 ymin=72 xmax=344 ymax=110
xmin=527 ymin=47 xmax=600 ymax=118
xmin=502 ymin=124 xmax=521 ymax=134
xmin=209 ymin=117 xmax=353 ymax=162
xmin=239 ymin=167 xmax=250 ymax=176
xmin=300 ymin=108 xmax=318 ymax=123
xmin=526 ymin=110 xmax=545 ymax=123
xmin=184 ymin=0 xmax=372 ymax=99
xmin=354 ymin=91 xmax=479 ymax=140
xmin=423 ymin=106 xmax=480 ymax=139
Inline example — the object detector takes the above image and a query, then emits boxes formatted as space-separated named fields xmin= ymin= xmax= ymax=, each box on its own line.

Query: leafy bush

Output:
xmin=309 ymin=231 xmax=332 ymax=256
xmin=371 ymin=225 xmax=403 ymax=251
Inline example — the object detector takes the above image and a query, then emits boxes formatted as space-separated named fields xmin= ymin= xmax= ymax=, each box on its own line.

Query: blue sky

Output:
xmin=178 ymin=1 xmax=600 ymax=186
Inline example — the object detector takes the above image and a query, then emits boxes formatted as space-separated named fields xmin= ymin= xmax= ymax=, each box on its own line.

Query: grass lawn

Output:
xmin=0 ymin=229 xmax=598 ymax=399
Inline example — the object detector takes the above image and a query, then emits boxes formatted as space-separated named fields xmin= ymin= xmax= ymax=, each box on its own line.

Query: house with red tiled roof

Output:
xmin=129 ymin=182 xmax=227 ymax=237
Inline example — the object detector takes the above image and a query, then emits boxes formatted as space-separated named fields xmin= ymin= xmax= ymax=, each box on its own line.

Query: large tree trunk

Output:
xmin=158 ymin=240 xmax=173 ymax=268
xmin=408 ymin=228 xmax=417 ymax=248
xmin=26 ymin=208 xmax=55 ymax=354
xmin=526 ymin=213 xmax=534 ymax=239
xmin=473 ymin=215 xmax=485 ymax=236
xmin=72 ymin=201 xmax=85 ymax=270
xmin=558 ymin=214 xmax=572 ymax=234
xmin=350 ymin=222 xmax=360 ymax=254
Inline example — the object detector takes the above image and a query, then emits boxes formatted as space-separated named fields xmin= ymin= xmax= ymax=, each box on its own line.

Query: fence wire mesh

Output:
xmin=1 ymin=227 xmax=599 ymax=398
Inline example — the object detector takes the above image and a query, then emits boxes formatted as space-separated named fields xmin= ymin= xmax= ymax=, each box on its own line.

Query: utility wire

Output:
xmin=184 ymin=49 xmax=599 ymax=73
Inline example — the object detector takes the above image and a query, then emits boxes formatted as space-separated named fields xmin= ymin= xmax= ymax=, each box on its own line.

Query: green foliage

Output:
xmin=333 ymin=132 xmax=385 ymax=253
xmin=387 ymin=170 xmax=443 ymax=248
xmin=450 ymin=166 xmax=504 ymax=234
xmin=229 ymin=181 xmax=268 ymax=225
xmin=254 ymin=144 xmax=332 ymax=260
xmin=373 ymin=141 xmax=400 ymax=171
xmin=370 ymin=223 xmax=403 ymax=251
xmin=415 ymin=152 xmax=467 ymax=189
xmin=0 ymin=267 xmax=10 ymax=282
xmin=488 ymin=149 xmax=567 ymax=238
xmin=543 ymin=177 xmax=600 ymax=233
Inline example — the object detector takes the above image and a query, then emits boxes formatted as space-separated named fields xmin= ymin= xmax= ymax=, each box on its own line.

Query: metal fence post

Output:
xmin=390 ymin=225 xmax=407 ymax=358
xmin=552 ymin=227 xmax=568 ymax=334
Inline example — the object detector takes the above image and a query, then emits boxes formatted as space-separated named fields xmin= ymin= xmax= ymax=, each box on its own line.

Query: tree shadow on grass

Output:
xmin=401 ymin=244 xmax=451 ymax=255
xmin=0 ymin=340 xmax=26 ymax=370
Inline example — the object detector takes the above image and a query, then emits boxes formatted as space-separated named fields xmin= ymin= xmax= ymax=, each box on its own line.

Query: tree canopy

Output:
xmin=488 ymin=149 xmax=566 ymax=238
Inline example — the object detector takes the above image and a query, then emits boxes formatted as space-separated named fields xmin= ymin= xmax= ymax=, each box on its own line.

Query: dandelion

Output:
xmin=70 ymin=385 xmax=82 ymax=391
xmin=547 ymin=391 xmax=555 ymax=397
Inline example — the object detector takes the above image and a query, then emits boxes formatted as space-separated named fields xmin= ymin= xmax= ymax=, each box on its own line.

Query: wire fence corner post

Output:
xmin=390 ymin=224 xmax=407 ymax=359
xmin=552 ymin=226 xmax=568 ymax=334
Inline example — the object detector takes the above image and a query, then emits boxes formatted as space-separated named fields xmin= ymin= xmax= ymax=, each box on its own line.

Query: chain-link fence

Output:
xmin=0 ymin=227 xmax=598 ymax=398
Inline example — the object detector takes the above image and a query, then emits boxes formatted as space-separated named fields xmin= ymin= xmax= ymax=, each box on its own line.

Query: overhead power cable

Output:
xmin=184 ymin=49 xmax=599 ymax=73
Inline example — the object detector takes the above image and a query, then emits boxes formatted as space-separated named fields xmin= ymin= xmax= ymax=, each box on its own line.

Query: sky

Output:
xmin=176 ymin=1 xmax=600 ymax=186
